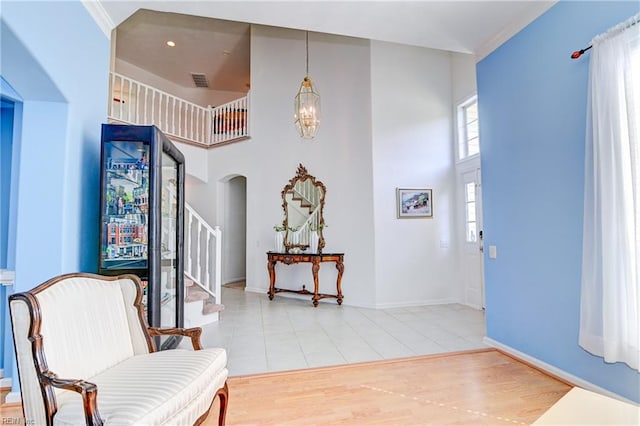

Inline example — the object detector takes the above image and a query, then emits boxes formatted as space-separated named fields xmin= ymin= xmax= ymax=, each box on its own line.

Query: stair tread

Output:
xmin=185 ymin=287 xmax=210 ymax=302
xmin=202 ymin=303 xmax=225 ymax=315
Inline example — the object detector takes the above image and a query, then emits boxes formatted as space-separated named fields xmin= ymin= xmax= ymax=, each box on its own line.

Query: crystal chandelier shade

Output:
xmin=294 ymin=32 xmax=320 ymax=139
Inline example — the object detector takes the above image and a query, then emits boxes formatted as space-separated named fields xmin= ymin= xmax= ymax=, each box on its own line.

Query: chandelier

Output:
xmin=294 ymin=32 xmax=321 ymax=139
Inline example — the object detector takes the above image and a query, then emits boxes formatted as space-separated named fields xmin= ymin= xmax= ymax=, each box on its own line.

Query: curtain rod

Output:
xmin=571 ymin=17 xmax=637 ymax=59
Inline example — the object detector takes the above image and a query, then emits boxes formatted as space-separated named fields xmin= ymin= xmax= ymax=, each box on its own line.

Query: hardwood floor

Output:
xmin=1 ymin=349 xmax=572 ymax=425
xmin=0 ymin=387 xmax=21 ymax=423
xmin=204 ymin=349 xmax=572 ymax=425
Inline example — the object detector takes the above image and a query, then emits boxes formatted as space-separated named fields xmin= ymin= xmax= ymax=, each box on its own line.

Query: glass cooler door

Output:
xmin=159 ymin=152 xmax=179 ymax=345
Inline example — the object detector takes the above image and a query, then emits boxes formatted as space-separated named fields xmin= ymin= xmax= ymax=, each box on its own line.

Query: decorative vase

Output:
xmin=309 ymin=231 xmax=319 ymax=254
xmin=274 ymin=231 xmax=285 ymax=252
xmin=290 ymin=230 xmax=299 ymax=246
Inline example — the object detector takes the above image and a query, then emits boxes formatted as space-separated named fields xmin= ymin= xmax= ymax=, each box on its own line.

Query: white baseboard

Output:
xmin=243 ymin=286 xmax=373 ymax=307
xmin=224 ymin=276 xmax=246 ymax=284
xmin=4 ymin=390 xmax=21 ymax=404
xmin=244 ymin=286 xmax=266 ymax=294
xmin=374 ymin=298 xmax=457 ymax=309
xmin=0 ymin=377 xmax=11 ymax=388
xmin=483 ymin=337 xmax=637 ymax=405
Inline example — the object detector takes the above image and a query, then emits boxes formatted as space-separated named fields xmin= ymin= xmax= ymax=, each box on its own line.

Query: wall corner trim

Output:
xmin=0 ymin=270 xmax=15 ymax=286
xmin=483 ymin=337 xmax=637 ymax=405
xmin=474 ymin=1 xmax=556 ymax=60
xmin=82 ymin=0 xmax=115 ymax=39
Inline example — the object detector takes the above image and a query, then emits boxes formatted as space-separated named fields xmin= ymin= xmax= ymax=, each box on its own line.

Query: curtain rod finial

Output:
xmin=571 ymin=45 xmax=592 ymax=60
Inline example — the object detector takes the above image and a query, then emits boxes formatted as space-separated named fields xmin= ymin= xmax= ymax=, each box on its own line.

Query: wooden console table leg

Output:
xmin=267 ymin=258 xmax=276 ymax=300
xmin=335 ymin=258 xmax=344 ymax=305
xmin=312 ymin=258 xmax=320 ymax=307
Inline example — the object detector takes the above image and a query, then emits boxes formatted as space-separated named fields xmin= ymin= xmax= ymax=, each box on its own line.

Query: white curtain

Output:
xmin=580 ymin=14 xmax=640 ymax=372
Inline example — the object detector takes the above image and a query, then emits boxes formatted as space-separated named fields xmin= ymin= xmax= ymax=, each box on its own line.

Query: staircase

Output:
xmin=286 ymin=179 xmax=322 ymax=247
xmin=183 ymin=204 xmax=224 ymax=327
xmin=107 ymin=73 xmax=235 ymax=326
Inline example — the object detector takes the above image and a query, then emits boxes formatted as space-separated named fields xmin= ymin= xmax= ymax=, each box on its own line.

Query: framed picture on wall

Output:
xmin=397 ymin=188 xmax=433 ymax=218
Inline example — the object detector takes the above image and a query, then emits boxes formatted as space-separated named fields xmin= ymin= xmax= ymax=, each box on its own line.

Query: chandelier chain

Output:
xmin=306 ymin=31 xmax=309 ymax=76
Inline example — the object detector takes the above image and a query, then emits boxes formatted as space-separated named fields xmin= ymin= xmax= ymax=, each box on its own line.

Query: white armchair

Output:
xmin=9 ymin=272 xmax=229 ymax=425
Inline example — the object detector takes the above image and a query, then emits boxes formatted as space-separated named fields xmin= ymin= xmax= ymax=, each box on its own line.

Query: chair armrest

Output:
xmin=40 ymin=371 xmax=103 ymax=426
xmin=147 ymin=326 xmax=203 ymax=350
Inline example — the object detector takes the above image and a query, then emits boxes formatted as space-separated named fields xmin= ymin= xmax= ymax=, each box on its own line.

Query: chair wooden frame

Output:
xmin=10 ymin=272 xmax=228 ymax=426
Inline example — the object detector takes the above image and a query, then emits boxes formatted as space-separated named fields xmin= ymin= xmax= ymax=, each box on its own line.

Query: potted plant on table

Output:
xmin=274 ymin=224 xmax=286 ymax=252
xmin=308 ymin=223 xmax=326 ymax=254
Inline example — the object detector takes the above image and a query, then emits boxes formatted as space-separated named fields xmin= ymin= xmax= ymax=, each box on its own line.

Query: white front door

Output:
xmin=461 ymin=168 xmax=485 ymax=309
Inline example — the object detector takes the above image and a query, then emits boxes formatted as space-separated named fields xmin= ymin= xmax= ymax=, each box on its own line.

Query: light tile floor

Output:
xmin=196 ymin=287 xmax=487 ymax=376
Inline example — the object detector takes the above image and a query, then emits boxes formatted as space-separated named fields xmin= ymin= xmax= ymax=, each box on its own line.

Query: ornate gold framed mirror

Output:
xmin=280 ymin=164 xmax=326 ymax=254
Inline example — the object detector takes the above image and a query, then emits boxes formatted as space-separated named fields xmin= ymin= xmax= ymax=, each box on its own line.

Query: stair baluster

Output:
xmin=184 ymin=205 xmax=223 ymax=326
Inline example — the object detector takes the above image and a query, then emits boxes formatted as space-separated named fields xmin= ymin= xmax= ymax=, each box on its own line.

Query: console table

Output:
xmin=267 ymin=252 xmax=344 ymax=307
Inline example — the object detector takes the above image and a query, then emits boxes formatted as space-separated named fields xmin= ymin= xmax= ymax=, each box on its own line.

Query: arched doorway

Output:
xmin=222 ymin=175 xmax=247 ymax=290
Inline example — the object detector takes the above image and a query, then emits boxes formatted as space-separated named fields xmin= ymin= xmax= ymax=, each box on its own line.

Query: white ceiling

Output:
xmin=100 ymin=1 xmax=556 ymax=91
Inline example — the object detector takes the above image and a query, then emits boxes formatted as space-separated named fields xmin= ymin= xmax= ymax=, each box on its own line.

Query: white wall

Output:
xmin=224 ymin=176 xmax=246 ymax=283
xmin=370 ymin=41 xmax=459 ymax=307
xmin=176 ymin=142 xmax=208 ymax=182
xmin=190 ymin=25 xmax=377 ymax=307
xmin=181 ymin=27 xmax=474 ymax=309
xmin=451 ymin=52 xmax=477 ymax=105
xmin=184 ymin=173 xmax=212 ymax=220
xmin=115 ymin=59 xmax=245 ymax=107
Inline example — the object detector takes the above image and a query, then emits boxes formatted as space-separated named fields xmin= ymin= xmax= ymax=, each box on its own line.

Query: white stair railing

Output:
xmin=109 ymin=72 xmax=211 ymax=145
xmin=108 ymin=72 xmax=249 ymax=147
xmin=293 ymin=207 xmax=321 ymax=247
xmin=210 ymin=96 xmax=250 ymax=144
xmin=293 ymin=179 xmax=320 ymax=208
xmin=185 ymin=204 xmax=222 ymax=307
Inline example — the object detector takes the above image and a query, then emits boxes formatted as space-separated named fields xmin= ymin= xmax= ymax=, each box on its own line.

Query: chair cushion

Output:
xmin=53 ymin=348 xmax=228 ymax=426
xmin=37 ymin=277 xmax=143 ymax=380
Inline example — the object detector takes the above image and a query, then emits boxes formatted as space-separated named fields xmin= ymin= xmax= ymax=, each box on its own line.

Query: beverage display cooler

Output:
xmin=98 ymin=124 xmax=185 ymax=349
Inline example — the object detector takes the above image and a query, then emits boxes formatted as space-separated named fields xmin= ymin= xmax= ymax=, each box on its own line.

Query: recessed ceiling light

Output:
xmin=166 ymin=41 xmax=176 ymax=47
xmin=223 ymin=50 xmax=231 ymax=56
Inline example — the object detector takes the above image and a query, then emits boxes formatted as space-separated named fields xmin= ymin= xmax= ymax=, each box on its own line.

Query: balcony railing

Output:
xmin=210 ymin=97 xmax=249 ymax=145
xmin=108 ymin=72 xmax=249 ymax=147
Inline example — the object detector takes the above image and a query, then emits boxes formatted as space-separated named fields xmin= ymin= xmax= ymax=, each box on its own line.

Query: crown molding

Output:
xmin=475 ymin=1 xmax=557 ymax=61
xmin=82 ymin=0 xmax=115 ymax=39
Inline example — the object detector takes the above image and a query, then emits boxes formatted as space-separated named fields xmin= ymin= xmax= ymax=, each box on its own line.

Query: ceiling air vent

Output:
xmin=190 ymin=73 xmax=209 ymax=88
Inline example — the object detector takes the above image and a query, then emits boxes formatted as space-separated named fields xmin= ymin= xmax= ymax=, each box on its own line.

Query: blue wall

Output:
xmin=0 ymin=77 xmax=22 ymax=382
xmin=1 ymin=98 xmax=14 ymax=270
xmin=1 ymin=0 xmax=109 ymax=283
xmin=0 ymin=95 xmax=15 ymax=376
xmin=478 ymin=1 xmax=639 ymax=402
xmin=0 ymin=0 xmax=109 ymax=391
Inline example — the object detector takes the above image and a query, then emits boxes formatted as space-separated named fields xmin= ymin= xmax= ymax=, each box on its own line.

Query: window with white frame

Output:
xmin=464 ymin=182 xmax=477 ymax=243
xmin=457 ymin=96 xmax=480 ymax=160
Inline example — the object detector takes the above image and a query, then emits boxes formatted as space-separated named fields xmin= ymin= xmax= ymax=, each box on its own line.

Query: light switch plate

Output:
xmin=489 ymin=245 xmax=497 ymax=259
